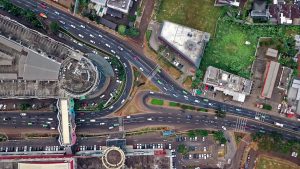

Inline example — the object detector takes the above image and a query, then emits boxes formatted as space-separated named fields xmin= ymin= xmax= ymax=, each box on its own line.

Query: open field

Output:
xmin=200 ymin=18 xmax=300 ymax=78
xmin=156 ymin=0 xmax=224 ymax=35
xmin=256 ymin=155 xmax=300 ymax=169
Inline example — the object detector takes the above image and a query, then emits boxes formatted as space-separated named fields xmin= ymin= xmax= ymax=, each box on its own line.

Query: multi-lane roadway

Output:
xmin=7 ymin=0 xmax=300 ymax=140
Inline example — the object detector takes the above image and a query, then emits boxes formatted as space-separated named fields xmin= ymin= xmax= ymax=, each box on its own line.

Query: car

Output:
xmin=109 ymin=106 xmax=114 ymax=110
xmin=100 ymin=94 xmax=105 ymax=98
xmin=202 ymin=137 xmax=205 ymax=142
xmin=78 ymin=34 xmax=84 ymax=38
xmin=70 ymin=24 xmax=76 ymax=28
xmin=111 ymin=50 xmax=116 ymax=54
xmin=3 ymin=105 xmax=6 ymax=110
xmin=99 ymin=122 xmax=105 ymax=125
xmin=147 ymin=118 xmax=153 ymax=121
xmin=98 ymin=34 xmax=103 ymax=38
xmin=194 ymin=100 xmax=200 ymax=103
xmin=89 ymin=34 xmax=94 ymax=38
xmin=20 ymin=113 xmax=27 ymax=116
xmin=80 ymin=119 xmax=85 ymax=122
xmin=92 ymin=50 xmax=98 ymax=54
xmin=277 ymin=104 xmax=282 ymax=110
xmin=150 ymin=91 xmax=154 ymax=94
xmin=184 ymin=95 xmax=188 ymax=100
xmin=118 ymin=46 xmax=123 ymax=51
xmin=48 ymin=118 xmax=53 ymax=121
xmin=236 ymin=108 xmax=241 ymax=111
xmin=90 ymin=119 xmax=96 ymax=122
xmin=80 ymin=25 xmax=85 ymax=28
xmin=54 ymin=11 xmax=60 ymax=15
xmin=204 ymin=147 xmax=207 ymax=152
xmin=139 ymin=67 xmax=144 ymax=71
xmin=59 ymin=20 xmax=65 ymax=24
xmin=40 ymin=3 xmax=47 ymax=9
xmin=222 ymin=126 xmax=227 ymax=130
xmin=109 ymin=126 xmax=114 ymax=130
xmin=126 ymin=116 xmax=131 ymax=119
xmin=189 ymin=154 xmax=192 ymax=159
xmin=78 ymin=43 xmax=83 ymax=46
xmin=208 ymin=103 xmax=213 ymax=106
xmin=0 ymin=104 xmax=2 ymax=109
xmin=168 ymin=144 xmax=172 ymax=149
xmin=186 ymin=115 xmax=192 ymax=120
xmin=117 ymin=98 xmax=125 ymax=104
xmin=173 ymin=94 xmax=178 ymax=97
xmin=105 ymin=44 xmax=111 ymax=48
xmin=51 ymin=127 xmax=56 ymax=130
xmin=90 ymin=40 xmax=95 ymax=44
xmin=3 ymin=117 xmax=10 ymax=121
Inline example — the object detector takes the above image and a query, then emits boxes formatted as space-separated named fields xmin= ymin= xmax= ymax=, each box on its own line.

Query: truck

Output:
xmin=39 ymin=13 xmax=47 ymax=19
xmin=274 ymin=122 xmax=284 ymax=127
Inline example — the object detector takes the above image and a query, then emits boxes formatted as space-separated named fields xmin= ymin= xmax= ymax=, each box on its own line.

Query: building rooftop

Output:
xmin=203 ymin=66 xmax=252 ymax=102
xmin=278 ymin=66 xmax=292 ymax=91
xmin=91 ymin=0 xmax=107 ymax=6
xmin=18 ymin=162 xmax=71 ymax=169
xmin=159 ymin=21 xmax=210 ymax=68
xmin=107 ymin=0 xmax=132 ymax=14
xmin=261 ymin=61 xmax=280 ymax=98
xmin=266 ymin=48 xmax=278 ymax=58
xmin=59 ymin=99 xmax=70 ymax=145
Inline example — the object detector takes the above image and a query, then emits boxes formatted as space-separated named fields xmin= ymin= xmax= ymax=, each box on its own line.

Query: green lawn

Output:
xmin=156 ymin=0 xmax=224 ymax=35
xmin=151 ymin=99 xmax=164 ymax=106
xmin=201 ymin=18 xmax=300 ymax=78
xmin=169 ymin=102 xmax=179 ymax=107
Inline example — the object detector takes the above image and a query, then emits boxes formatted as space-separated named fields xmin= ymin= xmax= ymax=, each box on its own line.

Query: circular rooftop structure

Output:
xmin=102 ymin=147 xmax=125 ymax=169
xmin=59 ymin=56 xmax=99 ymax=98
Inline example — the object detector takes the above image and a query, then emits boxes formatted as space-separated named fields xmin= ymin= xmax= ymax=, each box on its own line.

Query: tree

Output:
xmin=187 ymin=130 xmax=196 ymax=137
xmin=195 ymin=129 xmax=208 ymax=137
xmin=20 ymin=103 xmax=30 ymax=111
xmin=177 ymin=144 xmax=188 ymax=155
xmin=215 ymin=109 xmax=226 ymax=118
xmin=49 ymin=21 xmax=60 ymax=34
xmin=118 ymin=25 xmax=127 ymax=35
xmin=128 ymin=15 xmax=136 ymax=22
xmin=213 ymin=130 xmax=227 ymax=144
xmin=97 ymin=101 xmax=104 ymax=111
xmin=125 ymin=27 xmax=140 ymax=37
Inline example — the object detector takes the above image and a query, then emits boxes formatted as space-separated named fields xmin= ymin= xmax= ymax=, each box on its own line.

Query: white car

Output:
xmin=99 ymin=122 xmax=105 ymax=125
xmin=139 ymin=67 xmax=144 ymax=72
xmin=89 ymin=34 xmax=94 ymax=38
xmin=111 ymin=50 xmax=116 ymax=54
xmin=194 ymin=100 xmax=200 ymax=103
xmin=105 ymin=44 xmax=111 ymax=48
xmin=78 ymin=34 xmax=84 ymax=38
xmin=147 ymin=118 xmax=153 ymax=121
xmin=20 ymin=113 xmax=27 ymax=116
xmin=109 ymin=106 xmax=114 ymax=110
xmin=222 ymin=126 xmax=227 ymax=130
xmin=59 ymin=20 xmax=65 ymax=24
xmin=126 ymin=116 xmax=131 ymax=119
xmin=54 ymin=11 xmax=60 ymax=15
xmin=277 ymin=104 xmax=282 ymax=110
xmin=121 ymin=99 xmax=125 ymax=104
xmin=90 ymin=40 xmax=95 ymax=44
xmin=78 ymin=43 xmax=83 ymax=46
xmin=80 ymin=25 xmax=85 ymax=28
xmin=204 ymin=147 xmax=207 ymax=152
xmin=98 ymin=34 xmax=103 ymax=38
xmin=184 ymin=95 xmax=188 ymax=100
xmin=70 ymin=24 xmax=76 ymax=28
xmin=92 ymin=50 xmax=97 ymax=54
xmin=80 ymin=119 xmax=85 ymax=122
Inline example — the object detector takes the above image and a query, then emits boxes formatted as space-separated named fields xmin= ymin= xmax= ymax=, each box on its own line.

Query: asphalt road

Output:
xmin=8 ymin=0 xmax=300 ymax=140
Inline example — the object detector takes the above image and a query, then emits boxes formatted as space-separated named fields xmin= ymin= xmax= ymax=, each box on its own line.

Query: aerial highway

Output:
xmin=8 ymin=0 xmax=300 ymax=138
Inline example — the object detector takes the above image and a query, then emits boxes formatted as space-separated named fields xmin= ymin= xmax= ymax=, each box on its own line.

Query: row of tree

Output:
xmin=118 ymin=25 xmax=140 ymax=38
xmin=0 ymin=0 xmax=42 ymax=28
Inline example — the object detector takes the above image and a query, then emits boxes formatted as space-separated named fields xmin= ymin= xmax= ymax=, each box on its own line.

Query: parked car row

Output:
xmin=185 ymin=153 xmax=212 ymax=160
xmin=135 ymin=143 xmax=168 ymax=149
xmin=0 ymin=145 xmax=64 ymax=153
xmin=76 ymin=145 xmax=101 ymax=152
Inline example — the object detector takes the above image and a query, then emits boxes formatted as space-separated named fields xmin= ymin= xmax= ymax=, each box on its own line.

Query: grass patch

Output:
xmin=256 ymin=155 xmax=299 ymax=169
xmin=169 ymin=102 xmax=180 ymax=107
xmin=151 ymin=98 xmax=164 ymax=105
xmin=197 ymin=108 xmax=208 ymax=112
xmin=200 ymin=17 xmax=300 ymax=78
xmin=156 ymin=0 xmax=224 ymax=35
xmin=146 ymin=30 xmax=152 ymax=42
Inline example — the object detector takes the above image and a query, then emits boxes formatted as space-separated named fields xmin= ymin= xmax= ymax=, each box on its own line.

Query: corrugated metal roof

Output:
xmin=261 ymin=61 xmax=280 ymax=98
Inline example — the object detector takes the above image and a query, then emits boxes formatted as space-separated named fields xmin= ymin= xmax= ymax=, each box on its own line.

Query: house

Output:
xmin=269 ymin=1 xmax=300 ymax=25
xmin=250 ymin=0 xmax=270 ymax=21
xmin=203 ymin=66 xmax=253 ymax=102
xmin=106 ymin=0 xmax=133 ymax=14
xmin=214 ymin=0 xmax=240 ymax=7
